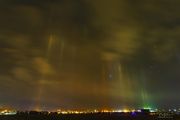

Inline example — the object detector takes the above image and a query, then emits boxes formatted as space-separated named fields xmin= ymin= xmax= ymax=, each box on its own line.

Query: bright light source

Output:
xmin=123 ymin=109 xmax=130 ymax=113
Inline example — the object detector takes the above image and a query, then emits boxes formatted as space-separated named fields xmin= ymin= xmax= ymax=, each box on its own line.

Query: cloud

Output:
xmin=11 ymin=67 xmax=33 ymax=82
xmin=0 ymin=0 xmax=180 ymax=109
xmin=32 ymin=57 xmax=55 ymax=75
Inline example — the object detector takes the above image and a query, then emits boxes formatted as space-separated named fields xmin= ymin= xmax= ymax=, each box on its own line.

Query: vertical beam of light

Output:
xmin=60 ymin=40 xmax=65 ymax=60
xmin=34 ymin=79 xmax=45 ymax=111
xmin=139 ymin=72 xmax=154 ymax=109
xmin=116 ymin=63 xmax=127 ymax=108
xmin=33 ymin=34 xmax=55 ymax=111
xmin=107 ymin=61 xmax=134 ymax=109
xmin=101 ymin=62 xmax=111 ymax=108
xmin=59 ymin=38 xmax=65 ymax=67
xmin=118 ymin=63 xmax=134 ymax=107
xmin=140 ymin=75 xmax=149 ymax=109
xmin=47 ymin=34 xmax=65 ymax=63
xmin=47 ymin=34 xmax=54 ymax=58
xmin=34 ymin=34 xmax=65 ymax=110
xmin=118 ymin=63 xmax=124 ymax=91
xmin=141 ymin=89 xmax=149 ymax=108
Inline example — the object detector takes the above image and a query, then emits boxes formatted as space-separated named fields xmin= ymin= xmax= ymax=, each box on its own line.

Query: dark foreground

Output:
xmin=0 ymin=113 xmax=180 ymax=120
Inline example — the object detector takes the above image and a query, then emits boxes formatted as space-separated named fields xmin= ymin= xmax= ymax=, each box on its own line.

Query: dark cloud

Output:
xmin=0 ymin=0 xmax=180 ymax=110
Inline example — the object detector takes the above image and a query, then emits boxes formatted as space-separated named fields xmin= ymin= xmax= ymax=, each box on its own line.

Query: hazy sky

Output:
xmin=0 ymin=0 xmax=180 ymax=110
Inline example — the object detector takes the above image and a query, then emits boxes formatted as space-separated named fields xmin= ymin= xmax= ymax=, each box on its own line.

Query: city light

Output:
xmin=123 ymin=109 xmax=130 ymax=113
xmin=0 ymin=109 xmax=17 ymax=115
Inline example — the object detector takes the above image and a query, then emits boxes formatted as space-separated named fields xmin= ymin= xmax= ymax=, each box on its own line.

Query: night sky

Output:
xmin=0 ymin=0 xmax=180 ymax=110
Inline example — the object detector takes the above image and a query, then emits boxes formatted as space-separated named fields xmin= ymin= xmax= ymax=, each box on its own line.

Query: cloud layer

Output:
xmin=0 ymin=0 xmax=180 ymax=110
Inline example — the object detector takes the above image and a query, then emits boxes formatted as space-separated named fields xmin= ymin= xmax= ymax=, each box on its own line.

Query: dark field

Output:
xmin=0 ymin=113 xmax=179 ymax=120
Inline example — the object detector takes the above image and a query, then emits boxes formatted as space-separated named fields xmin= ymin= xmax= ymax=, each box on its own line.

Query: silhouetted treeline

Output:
xmin=0 ymin=112 xmax=179 ymax=120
